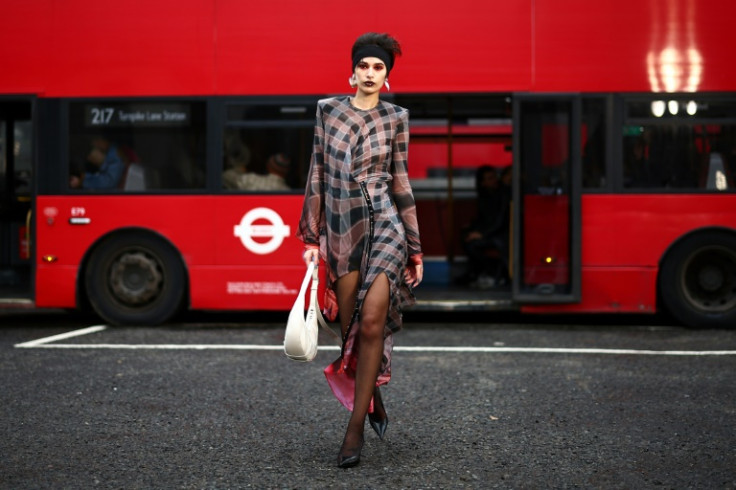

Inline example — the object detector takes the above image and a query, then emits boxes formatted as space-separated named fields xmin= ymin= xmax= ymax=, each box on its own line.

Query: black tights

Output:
xmin=335 ymin=271 xmax=390 ymax=447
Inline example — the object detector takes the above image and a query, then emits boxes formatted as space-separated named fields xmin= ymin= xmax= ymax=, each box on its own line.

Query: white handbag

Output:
xmin=284 ymin=262 xmax=335 ymax=362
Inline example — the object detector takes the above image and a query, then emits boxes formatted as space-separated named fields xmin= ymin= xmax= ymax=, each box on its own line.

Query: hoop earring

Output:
xmin=384 ymin=79 xmax=390 ymax=92
xmin=349 ymin=74 xmax=357 ymax=88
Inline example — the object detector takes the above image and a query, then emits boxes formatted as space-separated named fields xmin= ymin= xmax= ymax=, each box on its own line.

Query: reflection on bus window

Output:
xmin=623 ymin=99 xmax=735 ymax=191
xmin=68 ymin=102 xmax=206 ymax=192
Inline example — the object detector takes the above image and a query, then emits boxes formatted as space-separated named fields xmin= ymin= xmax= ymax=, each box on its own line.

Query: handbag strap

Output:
xmin=309 ymin=262 xmax=341 ymax=342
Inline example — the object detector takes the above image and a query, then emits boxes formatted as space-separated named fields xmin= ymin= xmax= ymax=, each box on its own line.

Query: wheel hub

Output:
xmin=109 ymin=252 xmax=163 ymax=305
xmin=682 ymin=246 xmax=736 ymax=313
xmin=698 ymin=266 xmax=724 ymax=292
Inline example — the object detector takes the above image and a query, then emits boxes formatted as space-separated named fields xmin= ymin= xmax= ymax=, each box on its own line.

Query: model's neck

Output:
xmin=351 ymin=92 xmax=380 ymax=110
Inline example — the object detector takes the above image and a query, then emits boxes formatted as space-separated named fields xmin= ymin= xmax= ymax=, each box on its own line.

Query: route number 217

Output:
xmin=90 ymin=107 xmax=114 ymax=125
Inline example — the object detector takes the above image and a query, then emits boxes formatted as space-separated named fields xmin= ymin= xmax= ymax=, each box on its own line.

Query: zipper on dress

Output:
xmin=341 ymin=181 xmax=376 ymax=358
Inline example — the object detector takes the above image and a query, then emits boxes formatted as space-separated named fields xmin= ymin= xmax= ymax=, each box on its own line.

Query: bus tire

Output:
xmin=659 ymin=231 xmax=736 ymax=328
xmin=85 ymin=231 xmax=186 ymax=326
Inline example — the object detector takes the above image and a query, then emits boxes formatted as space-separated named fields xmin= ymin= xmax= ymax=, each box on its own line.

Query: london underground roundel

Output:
xmin=233 ymin=207 xmax=291 ymax=255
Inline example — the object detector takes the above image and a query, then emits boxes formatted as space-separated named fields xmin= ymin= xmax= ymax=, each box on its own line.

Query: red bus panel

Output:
xmin=523 ymin=194 xmax=736 ymax=314
xmin=35 ymin=195 xmax=306 ymax=310
xmin=4 ymin=1 xmax=736 ymax=96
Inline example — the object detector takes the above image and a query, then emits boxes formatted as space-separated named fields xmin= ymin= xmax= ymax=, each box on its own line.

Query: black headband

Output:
xmin=352 ymin=45 xmax=393 ymax=74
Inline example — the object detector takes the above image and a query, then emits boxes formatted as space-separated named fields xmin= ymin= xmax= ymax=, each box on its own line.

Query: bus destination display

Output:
xmin=85 ymin=104 xmax=191 ymax=127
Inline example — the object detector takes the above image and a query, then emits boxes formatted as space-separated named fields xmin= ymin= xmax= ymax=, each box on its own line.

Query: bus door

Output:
xmin=0 ymin=99 xmax=33 ymax=301
xmin=512 ymin=96 xmax=582 ymax=303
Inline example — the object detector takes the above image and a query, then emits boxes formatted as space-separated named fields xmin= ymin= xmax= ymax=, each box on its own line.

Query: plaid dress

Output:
xmin=297 ymin=96 xmax=422 ymax=410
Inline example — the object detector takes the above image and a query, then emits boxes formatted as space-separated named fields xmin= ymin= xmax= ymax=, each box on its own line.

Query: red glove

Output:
xmin=405 ymin=254 xmax=424 ymax=287
xmin=323 ymin=287 xmax=338 ymax=321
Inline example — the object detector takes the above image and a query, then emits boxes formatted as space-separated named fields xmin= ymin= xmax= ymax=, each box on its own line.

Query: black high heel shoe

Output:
xmin=337 ymin=434 xmax=364 ymax=468
xmin=368 ymin=387 xmax=389 ymax=440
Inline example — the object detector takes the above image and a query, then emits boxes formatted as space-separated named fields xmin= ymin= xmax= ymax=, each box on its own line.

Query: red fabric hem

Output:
xmin=324 ymin=356 xmax=389 ymax=413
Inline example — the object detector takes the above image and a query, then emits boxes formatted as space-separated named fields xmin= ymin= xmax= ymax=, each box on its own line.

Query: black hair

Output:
xmin=475 ymin=165 xmax=497 ymax=192
xmin=351 ymin=32 xmax=402 ymax=71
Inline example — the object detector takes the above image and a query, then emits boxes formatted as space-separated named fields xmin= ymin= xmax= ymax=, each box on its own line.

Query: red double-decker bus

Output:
xmin=2 ymin=0 xmax=735 ymax=327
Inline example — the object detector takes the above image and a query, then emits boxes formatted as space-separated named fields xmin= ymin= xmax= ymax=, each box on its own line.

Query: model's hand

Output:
xmin=303 ymin=245 xmax=319 ymax=266
xmin=405 ymin=254 xmax=424 ymax=287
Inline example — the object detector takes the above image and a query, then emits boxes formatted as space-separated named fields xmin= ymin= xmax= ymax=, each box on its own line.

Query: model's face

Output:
xmin=354 ymin=56 xmax=387 ymax=94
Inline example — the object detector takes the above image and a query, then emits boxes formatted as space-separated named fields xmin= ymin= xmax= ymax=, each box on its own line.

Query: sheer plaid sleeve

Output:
xmin=296 ymin=103 xmax=325 ymax=246
xmin=390 ymin=110 xmax=422 ymax=257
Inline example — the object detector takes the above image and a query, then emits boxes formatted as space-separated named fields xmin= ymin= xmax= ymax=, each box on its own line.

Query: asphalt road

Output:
xmin=2 ymin=310 xmax=735 ymax=489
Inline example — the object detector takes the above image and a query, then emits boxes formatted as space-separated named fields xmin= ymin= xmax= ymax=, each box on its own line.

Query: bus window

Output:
xmin=0 ymin=101 xmax=32 ymax=298
xmin=1 ymin=120 xmax=33 ymax=197
xmin=68 ymin=101 xmax=206 ymax=192
xmin=623 ymin=98 xmax=736 ymax=191
xmin=0 ymin=121 xmax=5 ymax=191
xmin=396 ymin=94 xmax=512 ymax=286
xmin=222 ymin=100 xmax=315 ymax=192
xmin=582 ymin=97 xmax=607 ymax=189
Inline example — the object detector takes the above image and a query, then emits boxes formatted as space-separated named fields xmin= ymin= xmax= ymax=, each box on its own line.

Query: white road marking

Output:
xmin=14 ymin=343 xmax=331 ymax=351
xmin=12 ymin=326 xmax=736 ymax=356
xmin=14 ymin=325 xmax=108 ymax=348
xmin=394 ymin=346 xmax=736 ymax=356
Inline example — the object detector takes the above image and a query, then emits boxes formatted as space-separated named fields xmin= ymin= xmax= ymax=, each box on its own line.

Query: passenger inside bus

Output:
xmin=222 ymin=136 xmax=291 ymax=191
xmin=236 ymin=152 xmax=291 ymax=191
xmin=456 ymin=165 xmax=511 ymax=289
xmin=222 ymin=132 xmax=252 ymax=190
xmin=69 ymin=135 xmax=125 ymax=190
xmin=623 ymin=136 xmax=652 ymax=188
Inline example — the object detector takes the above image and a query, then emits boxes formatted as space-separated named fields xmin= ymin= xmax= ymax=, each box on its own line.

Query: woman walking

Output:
xmin=297 ymin=32 xmax=423 ymax=468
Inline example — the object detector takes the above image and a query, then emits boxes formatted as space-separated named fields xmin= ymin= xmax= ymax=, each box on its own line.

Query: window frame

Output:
xmin=62 ymin=96 xmax=211 ymax=195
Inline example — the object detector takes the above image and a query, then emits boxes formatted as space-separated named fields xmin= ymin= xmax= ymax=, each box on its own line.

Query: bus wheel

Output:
xmin=85 ymin=232 xmax=186 ymax=326
xmin=660 ymin=231 xmax=736 ymax=328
